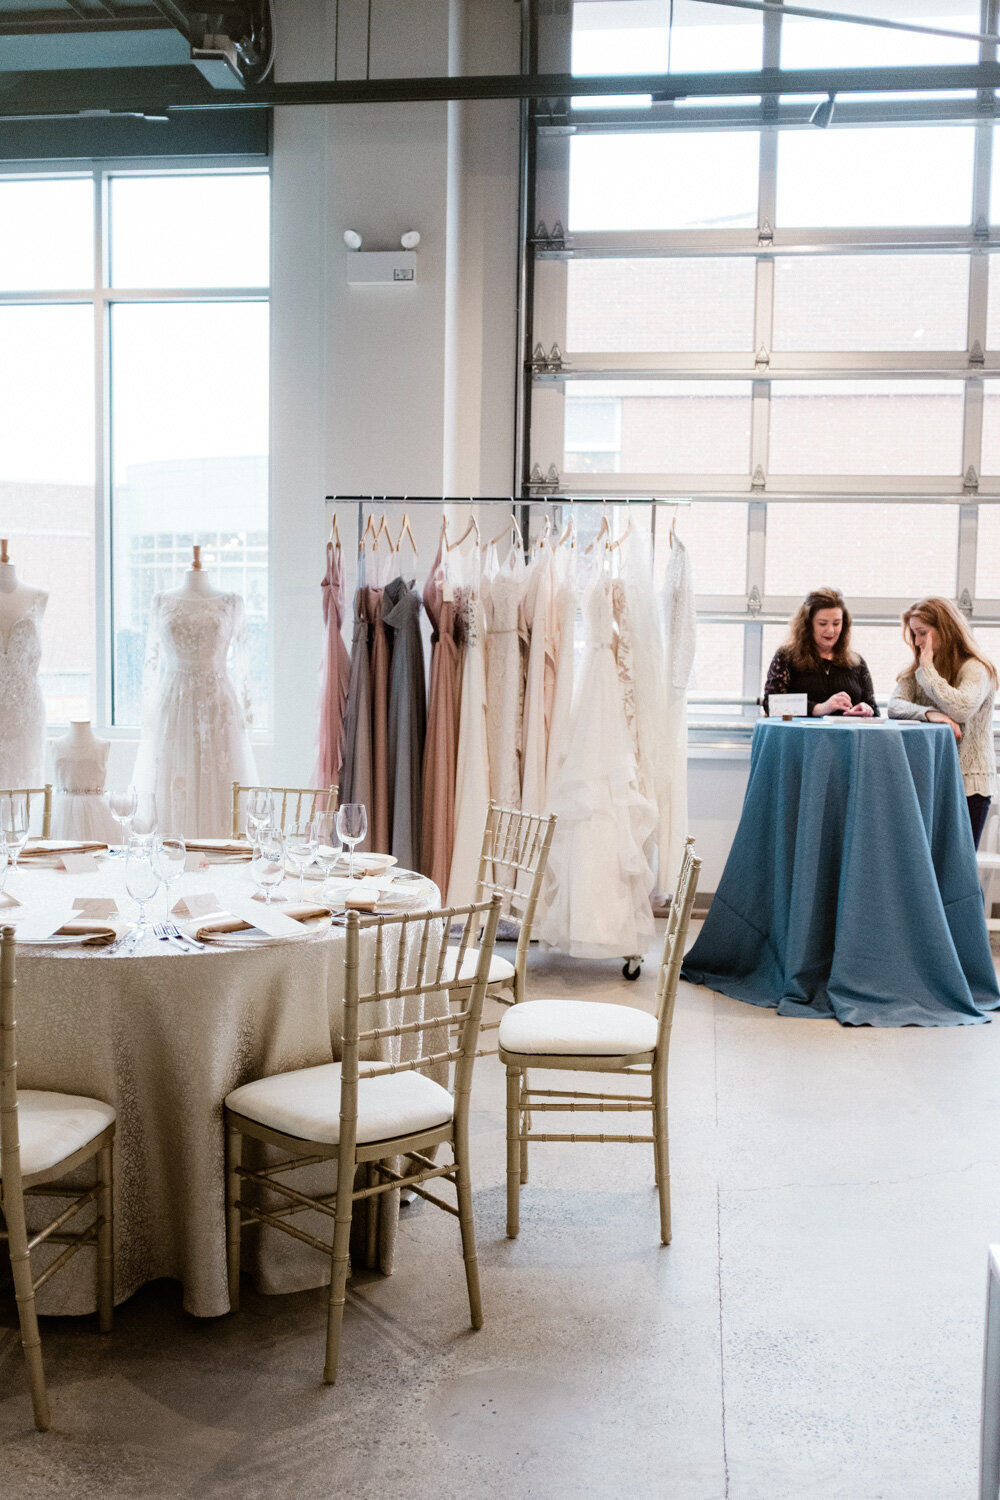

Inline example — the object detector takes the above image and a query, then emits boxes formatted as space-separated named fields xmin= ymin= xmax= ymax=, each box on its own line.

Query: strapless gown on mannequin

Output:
xmin=50 ymin=742 xmax=119 ymax=842
xmin=0 ymin=595 xmax=45 ymax=786
xmin=133 ymin=592 xmax=256 ymax=838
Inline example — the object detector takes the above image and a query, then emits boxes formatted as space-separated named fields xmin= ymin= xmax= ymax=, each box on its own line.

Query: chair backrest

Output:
xmin=337 ymin=896 xmax=503 ymax=1159
xmin=231 ymin=782 xmax=337 ymax=837
xmin=473 ymin=803 xmax=557 ymax=969
xmin=0 ymin=786 xmax=52 ymax=840
xmin=0 ymin=926 xmax=25 ymax=1204
xmin=654 ymin=837 xmax=701 ymax=1051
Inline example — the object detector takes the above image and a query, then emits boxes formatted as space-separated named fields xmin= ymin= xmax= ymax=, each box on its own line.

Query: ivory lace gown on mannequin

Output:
xmin=539 ymin=564 xmax=656 ymax=959
xmin=0 ymin=593 xmax=46 ymax=786
xmin=133 ymin=591 xmax=256 ymax=837
xmin=50 ymin=738 xmax=119 ymax=842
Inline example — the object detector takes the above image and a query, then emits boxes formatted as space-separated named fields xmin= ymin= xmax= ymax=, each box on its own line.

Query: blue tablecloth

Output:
xmin=682 ymin=719 xmax=1000 ymax=1026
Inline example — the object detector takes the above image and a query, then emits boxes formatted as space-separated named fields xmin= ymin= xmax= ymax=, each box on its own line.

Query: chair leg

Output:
xmin=505 ymin=1066 xmax=522 ymax=1238
xmin=4 ymin=1196 xmax=50 ymax=1431
xmin=96 ymin=1142 xmax=114 ymax=1334
xmin=519 ymin=1074 xmax=530 ymax=1185
xmin=324 ymin=1174 xmax=354 ymax=1384
xmin=652 ymin=1097 xmax=671 ymax=1246
xmin=365 ymin=1163 xmax=379 ymax=1270
xmin=453 ymin=1130 xmax=483 ymax=1329
xmin=225 ymin=1119 xmax=243 ymax=1312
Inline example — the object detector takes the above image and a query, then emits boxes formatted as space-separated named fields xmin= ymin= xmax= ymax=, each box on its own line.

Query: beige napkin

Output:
xmin=21 ymin=841 xmax=108 ymax=861
xmin=53 ymin=919 xmax=119 ymax=947
xmin=184 ymin=839 xmax=253 ymax=858
xmin=195 ymin=902 xmax=331 ymax=941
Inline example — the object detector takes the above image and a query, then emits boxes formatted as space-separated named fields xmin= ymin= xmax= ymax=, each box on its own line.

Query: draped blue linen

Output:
xmin=682 ymin=719 xmax=999 ymax=1026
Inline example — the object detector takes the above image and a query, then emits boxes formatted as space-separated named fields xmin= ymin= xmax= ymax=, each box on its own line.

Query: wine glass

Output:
xmin=1 ymin=793 xmax=30 ymax=876
xmin=154 ymin=837 xmax=186 ymax=914
xmin=108 ymin=788 xmax=138 ymax=851
xmin=130 ymin=792 xmax=158 ymax=845
xmin=125 ymin=845 xmax=160 ymax=937
xmin=251 ymin=830 xmax=285 ymax=905
xmin=313 ymin=809 xmax=342 ymax=898
xmin=0 ymin=832 xmax=9 ymax=900
xmin=286 ymin=817 xmax=320 ymax=900
xmin=336 ymin=803 xmax=367 ymax=880
xmin=246 ymin=787 xmax=274 ymax=847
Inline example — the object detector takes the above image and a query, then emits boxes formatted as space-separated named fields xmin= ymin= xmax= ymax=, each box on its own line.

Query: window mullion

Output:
xmin=93 ymin=164 xmax=111 ymax=731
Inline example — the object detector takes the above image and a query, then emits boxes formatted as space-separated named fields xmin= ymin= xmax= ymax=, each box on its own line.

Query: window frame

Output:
xmin=0 ymin=155 xmax=270 ymax=735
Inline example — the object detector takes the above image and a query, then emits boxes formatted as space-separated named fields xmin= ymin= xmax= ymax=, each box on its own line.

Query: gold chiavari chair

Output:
xmin=224 ymin=893 xmax=502 ymax=1384
xmin=0 ymin=927 xmax=116 ymax=1430
xmin=0 ymin=785 xmax=52 ymax=839
xmin=441 ymin=804 xmax=557 ymax=1024
xmin=498 ymin=839 xmax=701 ymax=1246
xmin=231 ymin=782 xmax=337 ymax=838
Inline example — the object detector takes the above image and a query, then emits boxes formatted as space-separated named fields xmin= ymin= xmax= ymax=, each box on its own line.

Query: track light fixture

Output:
xmin=810 ymin=92 xmax=836 ymax=128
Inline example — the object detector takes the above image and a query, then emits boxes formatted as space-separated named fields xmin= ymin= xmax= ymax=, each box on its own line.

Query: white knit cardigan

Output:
xmin=887 ymin=657 xmax=997 ymax=798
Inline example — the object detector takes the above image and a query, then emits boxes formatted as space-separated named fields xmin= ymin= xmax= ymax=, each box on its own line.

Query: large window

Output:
xmin=0 ymin=166 xmax=270 ymax=729
xmin=528 ymin=1 xmax=1000 ymax=727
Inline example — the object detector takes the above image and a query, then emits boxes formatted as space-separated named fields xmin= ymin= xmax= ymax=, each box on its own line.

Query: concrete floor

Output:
xmin=3 ymin=923 xmax=1000 ymax=1499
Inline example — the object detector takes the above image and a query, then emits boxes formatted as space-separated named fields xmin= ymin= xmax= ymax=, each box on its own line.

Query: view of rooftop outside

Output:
xmin=0 ymin=168 xmax=270 ymax=732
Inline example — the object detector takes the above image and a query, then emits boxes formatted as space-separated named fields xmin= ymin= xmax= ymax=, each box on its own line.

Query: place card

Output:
xmin=768 ymin=693 xmax=808 ymax=719
xmin=14 ymin=905 xmax=79 ymax=942
xmin=184 ymin=851 xmax=207 ymax=873
xmin=61 ymin=852 xmax=100 ymax=875
xmin=0 ymin=892 xmax=22 ymax=910
xmin=226 ymin=896 xmax=302 ymax=937
xmin=72 ymin=897 xmax=119 ymax=918
xmin=173 ymin=892 xmax=224 ymax=920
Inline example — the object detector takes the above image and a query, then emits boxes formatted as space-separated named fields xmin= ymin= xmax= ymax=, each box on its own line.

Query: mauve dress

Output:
xmin=339 ymin=585 xmax=373 ymax=851
xmin=420 ymin=541 xmax=463 ymax=892
xmin=366 ymin=584 xmax=392 ymax=853
xmin=315 ymin=541 xmax=351 ymax=791
xmin=383 ymin=576 xmax=427 ymax=870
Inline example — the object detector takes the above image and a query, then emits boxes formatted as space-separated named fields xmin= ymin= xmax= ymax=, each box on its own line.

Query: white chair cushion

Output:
xmin=499 ymin=999 xmax=658 ymax=1057
xmin=442 ymin=943 xmax=515 ymax=987
xmin=1 ymin=1091 xmax=115 ymax=1179
xmin=226 ymin=1063 xmax=453 ymax=1145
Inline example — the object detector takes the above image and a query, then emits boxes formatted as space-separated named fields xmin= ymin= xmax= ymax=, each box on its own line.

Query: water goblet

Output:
xmin=108 ymin=788 xmax=138 ymax=852
xmin=246 ymin=787 xmax=274 ymax=848
xmin=125 ymin=846 xmax=160 ymax=938
xmin=154 ymin=837 xmax=186 ymax=916
xmin=313 ymin=810 xmax=341 ymax=899
xmin=131 ymin=792 xmax=158 ymax=845
xmin=251 ymin=831 xmax=285 ymax=905
xmin=286 ymin=818 xmax=320 ymax=900
xmin=336 ymin=803 xmax=367 ymax=880
xmin=1 ymin=793 xmax=30 ymax=876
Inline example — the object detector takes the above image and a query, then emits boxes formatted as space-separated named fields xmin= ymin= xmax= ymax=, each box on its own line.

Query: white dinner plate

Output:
xmin=16 ymin=932 xmax=111 ymax=947
xmin=197 ymin=924 xmax=328 ymax=947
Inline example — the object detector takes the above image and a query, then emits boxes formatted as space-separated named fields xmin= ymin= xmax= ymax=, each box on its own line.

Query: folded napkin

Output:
xmin=53 ymin=919 xmax=119 ymax=947
xmin=195 ymin=902 xmax=331 ymax=941
xmin=21 ymin=841 xmax=108 ymax=860
xmin=324 ymin=876 xmax=388 ymax=912
xmin=332 ymin=856 xmax=397 ymax=879
xmin=184 ymin=840 xmax=253 ymax=857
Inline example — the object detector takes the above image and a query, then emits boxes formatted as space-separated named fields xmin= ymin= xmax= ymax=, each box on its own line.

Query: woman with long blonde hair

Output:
xmin=888 ymin=596 xmax=997 ymax=846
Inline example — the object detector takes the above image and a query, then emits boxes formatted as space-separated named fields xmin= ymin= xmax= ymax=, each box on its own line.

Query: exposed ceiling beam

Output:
xmin=145 ymin=0 xmax=193 ymax=38
xmin=4 ymin=62 xmax=1000 ymax=117
xmin=0 ymin=16 xmax=168 ymax=34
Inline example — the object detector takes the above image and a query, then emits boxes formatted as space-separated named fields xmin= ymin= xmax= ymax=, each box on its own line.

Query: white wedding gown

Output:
xmin=0 ymin=593 xmax=46 ymax=787
xmin=50 ymin=739 xmax=119 ymax=842
xmin=447 ymin=552 xmax=491 ymax=907
xmin=133 ymin=591 xmax=256 ymax=838
xmin=539 ymin=567 xmax=657 ymax=960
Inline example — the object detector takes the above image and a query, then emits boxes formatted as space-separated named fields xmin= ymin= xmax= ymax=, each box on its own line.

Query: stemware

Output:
xmin=336 ymin=803 xmax=367 ymax=880
xmin=154 ymin=837 xmax=187 ymax=913
xmin=251 ymin=830 xmax=285 ymax=905
xmin=1 ymin=793 xmax=30 ymax=875
xmin=246 ymin=787 xmax=274 ymax=847
xmin=313 ymin=810 xmax=342 ymax=897
xmin=108 ymin=788 xmax=138 ymax=851
xmin=0 ymin=832 xmax=9 ymax=899
xmin=130 ymin=792 xmax=158 ymax=845
xmin=125 ymin=846 xmax=160 ymax=936
xmin=286 ymin=817 xmax=320 ymax=900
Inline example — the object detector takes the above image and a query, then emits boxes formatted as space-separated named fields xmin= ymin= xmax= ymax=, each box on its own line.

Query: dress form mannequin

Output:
xmin=50 ymin=721 xmax=118 ymax=841
xmin=168 ymin=545 xmax=221 ymax=600
xmin=0 ymin=538 xmax=48 ymax=634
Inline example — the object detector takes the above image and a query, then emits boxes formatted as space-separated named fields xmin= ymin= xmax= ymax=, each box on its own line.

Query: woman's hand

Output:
xmin=919 ymin=631 xmax=936 ymax=669
xmin=845 ymin=701 xmax=874 ymax=717
xmin=926 ymin=709 xmax=962 ymax=742
xmin=813 ymin=692 xmax=853 ymax=716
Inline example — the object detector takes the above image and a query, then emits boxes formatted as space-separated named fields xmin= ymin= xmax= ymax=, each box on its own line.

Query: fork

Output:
xmin=154 ymin=921 xmax=204 ymax=952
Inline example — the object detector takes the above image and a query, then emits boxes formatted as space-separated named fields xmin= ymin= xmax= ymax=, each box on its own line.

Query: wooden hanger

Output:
xmin=609 ymin=516 xmax=632 ymax=553
xmin=374 ymin=513 xmax=393 ymax=549
xmin=584 ymin=513 xmax=611 ymax=556
xmin=359 ymin=512 xmax=377 ymax=553
xmin=396 ymin=511 xmax=419 ymax=554
xmin=328 ymin=512 xmax=341 ymax=548
xmin=490 ymin=508 xmax=523 ymax=551
xmin=447 ymin=512 xmax=480 ymax=551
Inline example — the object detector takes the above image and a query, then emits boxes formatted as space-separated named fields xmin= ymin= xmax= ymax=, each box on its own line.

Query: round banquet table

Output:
xmin=6 ymin=854 xmax=443 ymax=1317
xmin=682 ymin=718 xmax=1000 ymax=1027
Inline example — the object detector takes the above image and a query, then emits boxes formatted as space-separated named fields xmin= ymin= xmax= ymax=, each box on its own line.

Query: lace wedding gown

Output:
xmin=133 ymin=591 xmax=256 ymax=838
xmin=539 ymin=567 xmax=657 ymax=960
xmin=0 ymin=593 xmax=46 ymax=786
xmin=50 ymin=739 xmax=119 ymax=842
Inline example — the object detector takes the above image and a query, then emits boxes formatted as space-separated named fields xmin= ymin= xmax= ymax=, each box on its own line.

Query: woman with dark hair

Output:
xmin=888 ymin=595 xmax=997 ymax=847
xmin=763 ymin=586 xmax=878 ymax=718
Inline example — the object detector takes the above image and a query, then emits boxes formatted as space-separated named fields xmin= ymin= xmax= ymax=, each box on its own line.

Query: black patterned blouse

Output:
xmin=763 ymin=645 xmax=879 ymax=717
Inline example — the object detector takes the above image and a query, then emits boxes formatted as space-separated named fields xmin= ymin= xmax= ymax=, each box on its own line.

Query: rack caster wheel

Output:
xmin=622 ymin=958 xmax=641 ymax=981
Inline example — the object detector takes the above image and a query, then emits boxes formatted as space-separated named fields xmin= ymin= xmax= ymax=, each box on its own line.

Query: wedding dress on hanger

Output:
xmin=539 ymin=554 xmax=656 ymax=960
xmin=133 ymin=591 xmax=256 ymax=837
xmin=0 ymin=592 xmax=46 ymax=787
xmin=483 ymin=539 xmax=527 ymax=809
xmin=657 ymin=531 xmax=696 ymax=894
xmin=520 ymin=540 xmax=558 ymax=816
xmin=447 ymin=533 xmax=490 ymax=907
xmin=545 ymin=538 xmax=578 ymax=795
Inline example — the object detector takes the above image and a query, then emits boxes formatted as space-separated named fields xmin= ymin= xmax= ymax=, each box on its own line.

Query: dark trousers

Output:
xmin=968 ymin=794 xmax=991 ymax=850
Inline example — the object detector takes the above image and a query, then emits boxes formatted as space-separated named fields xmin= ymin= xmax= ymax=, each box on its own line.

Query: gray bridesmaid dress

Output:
xmin=339 ymin=585 xmax=374 ymax=850
xmin=383 ymin=576 xmax=427 ymax=870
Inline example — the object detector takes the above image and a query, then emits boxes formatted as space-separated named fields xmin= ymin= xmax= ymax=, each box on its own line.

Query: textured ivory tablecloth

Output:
xmin=8 ymin=857 xmax=444 ymax=1317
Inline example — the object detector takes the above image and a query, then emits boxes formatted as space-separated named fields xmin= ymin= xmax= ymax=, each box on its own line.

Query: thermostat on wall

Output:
xmin=346 ymin=250 xmax=417 ymax=286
